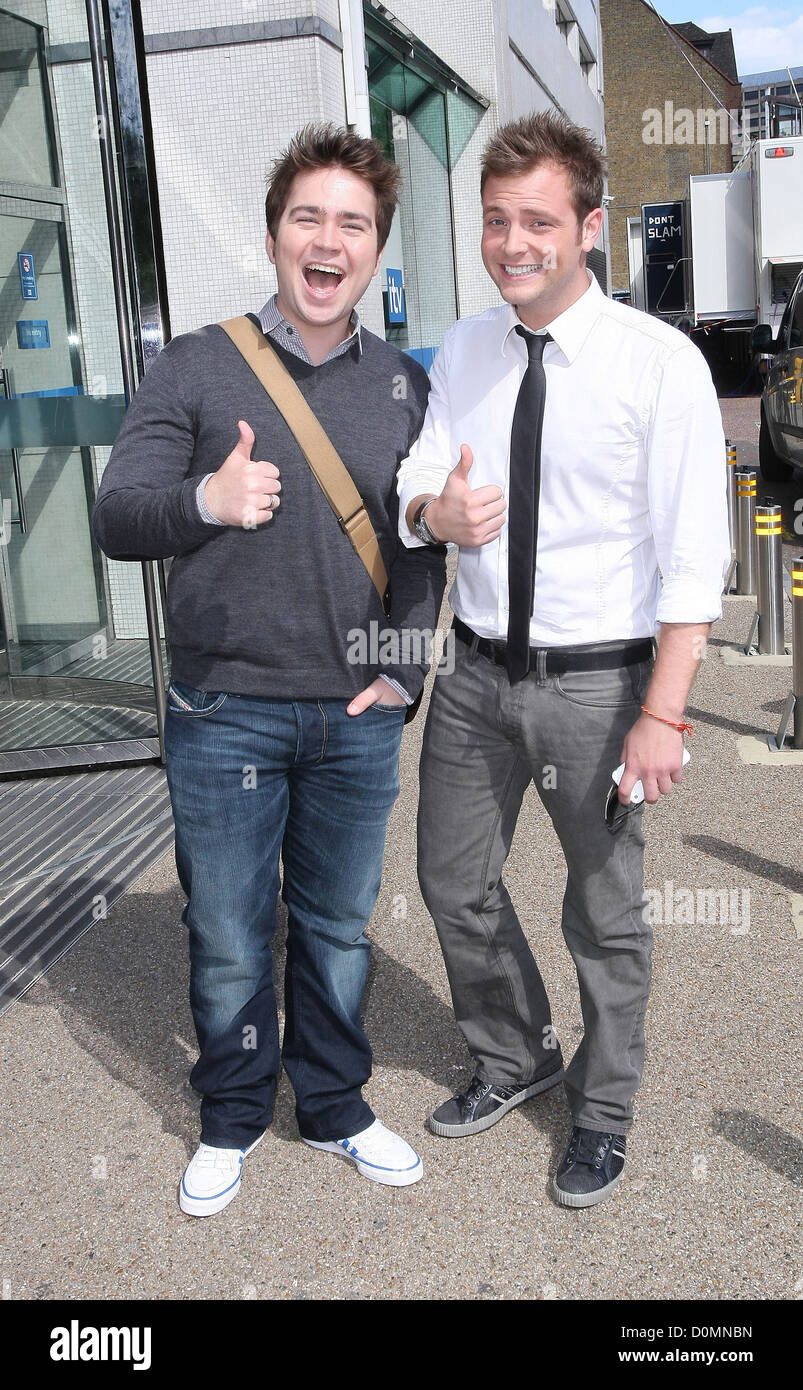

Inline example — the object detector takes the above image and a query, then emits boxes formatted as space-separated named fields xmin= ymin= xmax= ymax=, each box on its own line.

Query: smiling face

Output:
xmin=481 ymin=162 xmax=603 ymax=330
xmin=266 ymin=165 xmax=382 ymax=352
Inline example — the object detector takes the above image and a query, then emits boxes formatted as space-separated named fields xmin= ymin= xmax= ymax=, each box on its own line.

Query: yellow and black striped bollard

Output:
xmin=754 ymin=501 xmax=785 ymax=654
xmin=725 ymin=439 xmax=738 ymax=552
xmin=772 ymin=557 xmax=803 ymax=750
xmin=735 ymin=469 xmax=757 ymax=596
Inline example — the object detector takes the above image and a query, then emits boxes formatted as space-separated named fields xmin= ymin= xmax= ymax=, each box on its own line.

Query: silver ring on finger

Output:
xmin=267 ymin=493 xmax=278 ymax=510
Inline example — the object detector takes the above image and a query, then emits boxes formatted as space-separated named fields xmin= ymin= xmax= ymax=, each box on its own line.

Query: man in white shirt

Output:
xmin=397 ymin=111 xmax=730 ymax=1207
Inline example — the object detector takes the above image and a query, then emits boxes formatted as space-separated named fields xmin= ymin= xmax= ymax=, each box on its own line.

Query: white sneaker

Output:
xmin=179 ymin=1134 xmax=264 ymax=1217
xmin=303 ymin=1118 xmax=423 ymax=1187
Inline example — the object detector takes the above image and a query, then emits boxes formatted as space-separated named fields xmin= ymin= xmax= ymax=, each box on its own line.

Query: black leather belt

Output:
xmin=452 ymin=617 xmax=654 ymax=676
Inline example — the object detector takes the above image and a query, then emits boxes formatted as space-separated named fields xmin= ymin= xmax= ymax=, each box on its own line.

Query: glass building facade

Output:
xmin=365 ymin=6 xmax=485 ymax=372
xmin=0 ymin=1 xmax=167 ymax=775
xmin=1 ymin=0 xmax=603 ymax=775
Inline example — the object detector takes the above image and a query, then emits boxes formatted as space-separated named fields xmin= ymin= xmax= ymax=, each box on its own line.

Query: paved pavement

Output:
xmin=1 ymin=396 xmax=800 ymax=1302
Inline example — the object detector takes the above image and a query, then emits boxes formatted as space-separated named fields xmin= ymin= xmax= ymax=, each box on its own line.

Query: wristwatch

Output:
xmin=412 ymin=498 xmax=442 ymax=545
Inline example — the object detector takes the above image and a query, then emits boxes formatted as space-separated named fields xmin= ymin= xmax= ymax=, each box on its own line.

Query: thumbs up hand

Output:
xmin=203 ymin=420 xmax=282 ymax=528
xmin=423 ymin=444 xmax=506 ymax=547
xmin=452 ymin=443 xmax=474 ymax=484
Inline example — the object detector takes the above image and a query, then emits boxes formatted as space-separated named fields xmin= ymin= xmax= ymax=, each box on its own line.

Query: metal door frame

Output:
xmin=0 ymin=200 xmax=112 ymax=681
xmin=0 ymin=0 xmax=171 ymax=773
xmin=87 ymin=0 xmax=169 ymax=760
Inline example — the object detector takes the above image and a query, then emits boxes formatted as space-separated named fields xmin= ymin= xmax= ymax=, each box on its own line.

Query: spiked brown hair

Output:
xmin=265 ymin=123 xmax=400 ymax=250
xmin=480 ymin=111 xmax=606 ymax=223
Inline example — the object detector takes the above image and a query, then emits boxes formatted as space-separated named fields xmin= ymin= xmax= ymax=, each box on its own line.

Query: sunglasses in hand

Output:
xmin=604 ymin=748 xmax=691 ymax=833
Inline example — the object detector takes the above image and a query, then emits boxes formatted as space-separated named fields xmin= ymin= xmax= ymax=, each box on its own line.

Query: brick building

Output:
xmin=600 ymin=0 xmax=740 ymax=296
xmin=672 ymin=22 xmax=738 ymax=84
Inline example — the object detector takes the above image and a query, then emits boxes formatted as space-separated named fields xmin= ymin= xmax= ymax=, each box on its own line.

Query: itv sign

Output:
xmin=386 ymin=268 xmax=406 ymax=324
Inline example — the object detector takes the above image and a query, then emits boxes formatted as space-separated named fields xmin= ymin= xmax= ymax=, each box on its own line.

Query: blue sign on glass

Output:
xmin=386 ymin=268 xmax=406 ymax=324
xmin=18 ymin=252 xmax=37 ymax=300
xmin=17 ymin=320 xmax=50 ymax=349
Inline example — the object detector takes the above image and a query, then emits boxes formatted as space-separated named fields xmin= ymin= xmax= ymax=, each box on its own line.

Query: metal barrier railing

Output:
xmin=720 ymin=443 xmax=799 ymax=751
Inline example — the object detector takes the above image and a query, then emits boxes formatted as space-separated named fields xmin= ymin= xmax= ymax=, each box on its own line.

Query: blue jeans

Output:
xmin=164 ymin=682 xmax=406 ymax=1146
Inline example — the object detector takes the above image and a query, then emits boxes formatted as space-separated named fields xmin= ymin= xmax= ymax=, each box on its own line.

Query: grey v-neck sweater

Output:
xmin=92 ymin=322 xmax=446 ymax=700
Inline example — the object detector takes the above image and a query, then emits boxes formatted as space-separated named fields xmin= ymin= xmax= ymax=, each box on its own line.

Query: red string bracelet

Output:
xmin=641 ymin=705 xmax=693 ymax=736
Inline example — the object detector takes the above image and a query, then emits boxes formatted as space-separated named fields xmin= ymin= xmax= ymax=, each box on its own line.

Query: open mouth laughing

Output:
xmin=303 ymin=262 xmax=345 ymax=297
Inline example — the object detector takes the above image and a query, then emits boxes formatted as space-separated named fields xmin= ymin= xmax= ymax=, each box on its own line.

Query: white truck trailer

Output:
xmin=689 ymin=135 xmax=803 ymax=339
xmin=751 ymin=134 xmax=803 ymax=336
xmin=689 ymin=169 xmax=754 ymax=326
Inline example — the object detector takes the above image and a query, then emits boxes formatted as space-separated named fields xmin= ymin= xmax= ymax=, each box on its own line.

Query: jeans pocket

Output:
xmin=166 ymin=680 xmax=228 ymax=716
xmin=371 ymin=702 xmax=408 ymax=714
xmin=629 ymin=658 xmax=654 ymax=705
xmin=554 ymin=665 xmax=641 ymax=708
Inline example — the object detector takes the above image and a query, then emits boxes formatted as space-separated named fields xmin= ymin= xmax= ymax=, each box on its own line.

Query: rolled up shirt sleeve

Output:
xmin=397 ymin=330 xmax=456 ymax=547
xmin=381 ymin=675 xmax=413 ymax=705
xmin=646 ymin=343 xmax=731 ymax=626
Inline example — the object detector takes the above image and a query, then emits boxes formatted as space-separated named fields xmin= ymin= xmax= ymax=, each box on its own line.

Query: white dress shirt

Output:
xmin=398 ymin=273 xmax=730 ymax=645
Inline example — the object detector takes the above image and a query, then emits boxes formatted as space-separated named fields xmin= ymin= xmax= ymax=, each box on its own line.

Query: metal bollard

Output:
xmin=725 ymin=439 xmax=738 ymax=550
xmin=789 ymin=558 xmax=794 ymax=750
xmin=771 ymin=556 xmax=803 ymax=751
xmin=722 ymin=440 xmax=739 ymax=593
xmin=735 ymin=469 xmax=757 ymax=596
xmin=753 ymin=501 xmax=785 ymax=653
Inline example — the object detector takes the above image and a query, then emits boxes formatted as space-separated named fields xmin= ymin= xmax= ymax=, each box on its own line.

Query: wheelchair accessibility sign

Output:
xmin=18 ymin=252 xmax=37 ymax=300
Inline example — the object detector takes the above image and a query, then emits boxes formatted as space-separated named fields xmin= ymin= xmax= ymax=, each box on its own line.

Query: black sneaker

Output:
xmin=552 ymin=1126 xmax=626 ymax=1207
xmin=428 ymin=1065 xmax=564 ymax=1138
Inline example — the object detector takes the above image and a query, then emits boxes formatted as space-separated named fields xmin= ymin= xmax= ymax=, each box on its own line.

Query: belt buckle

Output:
xmin=338 ymin=507 xmax=363 ymax=535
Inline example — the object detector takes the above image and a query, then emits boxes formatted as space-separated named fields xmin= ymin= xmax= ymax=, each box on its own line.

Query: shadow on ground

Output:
xmin=682 ymin=836 xmax=803 ymax=895
xmin=19 ymin=881 xmax=516 ymax=1153
xmin=712 ymin=1111 xmax=803 ymax=1187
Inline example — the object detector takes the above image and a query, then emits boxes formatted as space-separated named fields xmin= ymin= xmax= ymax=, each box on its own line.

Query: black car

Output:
xmin=752 ymin=269 xmax=803 ymax=482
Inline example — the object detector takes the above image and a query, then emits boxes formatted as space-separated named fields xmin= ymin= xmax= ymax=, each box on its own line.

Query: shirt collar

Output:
xmin=257 ymin=293 xmax=363 ymax=361
xmin=500 ymin=271 xmax=603 ymax=365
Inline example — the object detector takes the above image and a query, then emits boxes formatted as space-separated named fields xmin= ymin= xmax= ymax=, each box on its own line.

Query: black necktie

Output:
xmin=506 ymin=327 xmax=551 ymax=683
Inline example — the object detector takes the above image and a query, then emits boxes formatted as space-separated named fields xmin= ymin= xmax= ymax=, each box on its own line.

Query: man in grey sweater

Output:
xmin=93 ymin=125 xmax=445 ymax=1216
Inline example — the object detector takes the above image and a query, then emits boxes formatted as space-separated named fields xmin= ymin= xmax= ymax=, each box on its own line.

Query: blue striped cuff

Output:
xmin=196 ymin=473 xmax=225 ymax=525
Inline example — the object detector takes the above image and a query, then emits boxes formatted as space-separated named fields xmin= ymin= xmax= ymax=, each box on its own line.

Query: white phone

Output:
xmin=611 ymin=747 xmax=691 ymax=805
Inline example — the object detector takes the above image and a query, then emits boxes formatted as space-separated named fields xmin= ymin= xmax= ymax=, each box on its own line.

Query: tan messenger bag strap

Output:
xmin=218 ymin=315 xmax=389 ymax=607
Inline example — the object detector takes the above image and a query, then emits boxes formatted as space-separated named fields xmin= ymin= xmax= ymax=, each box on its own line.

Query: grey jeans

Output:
xmin=417 ymin=634 xmax=654 ymax=1134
